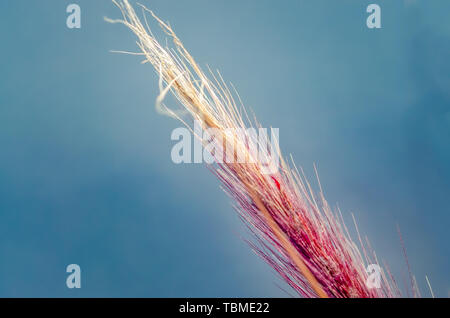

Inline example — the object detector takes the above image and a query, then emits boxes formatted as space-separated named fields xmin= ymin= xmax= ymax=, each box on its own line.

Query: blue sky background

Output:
xmin=0 ymin=0 xmax=448 ymax=297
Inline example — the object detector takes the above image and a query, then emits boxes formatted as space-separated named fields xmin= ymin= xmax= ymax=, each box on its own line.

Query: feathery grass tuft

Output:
xmin=107 ymin=0 xmax=423 ymax=298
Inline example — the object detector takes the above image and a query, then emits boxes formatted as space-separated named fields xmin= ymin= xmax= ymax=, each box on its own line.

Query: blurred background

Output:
xmin=0 ymin=0 xmax=448 ymax=297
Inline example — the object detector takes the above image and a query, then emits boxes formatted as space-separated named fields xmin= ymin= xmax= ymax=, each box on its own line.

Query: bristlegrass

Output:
xmin=106 ymin=0 xmax=422 ymax=298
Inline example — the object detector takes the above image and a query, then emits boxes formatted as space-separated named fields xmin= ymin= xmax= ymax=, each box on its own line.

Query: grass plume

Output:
xmin=107 ymin=0 xmax=422 ymax=298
